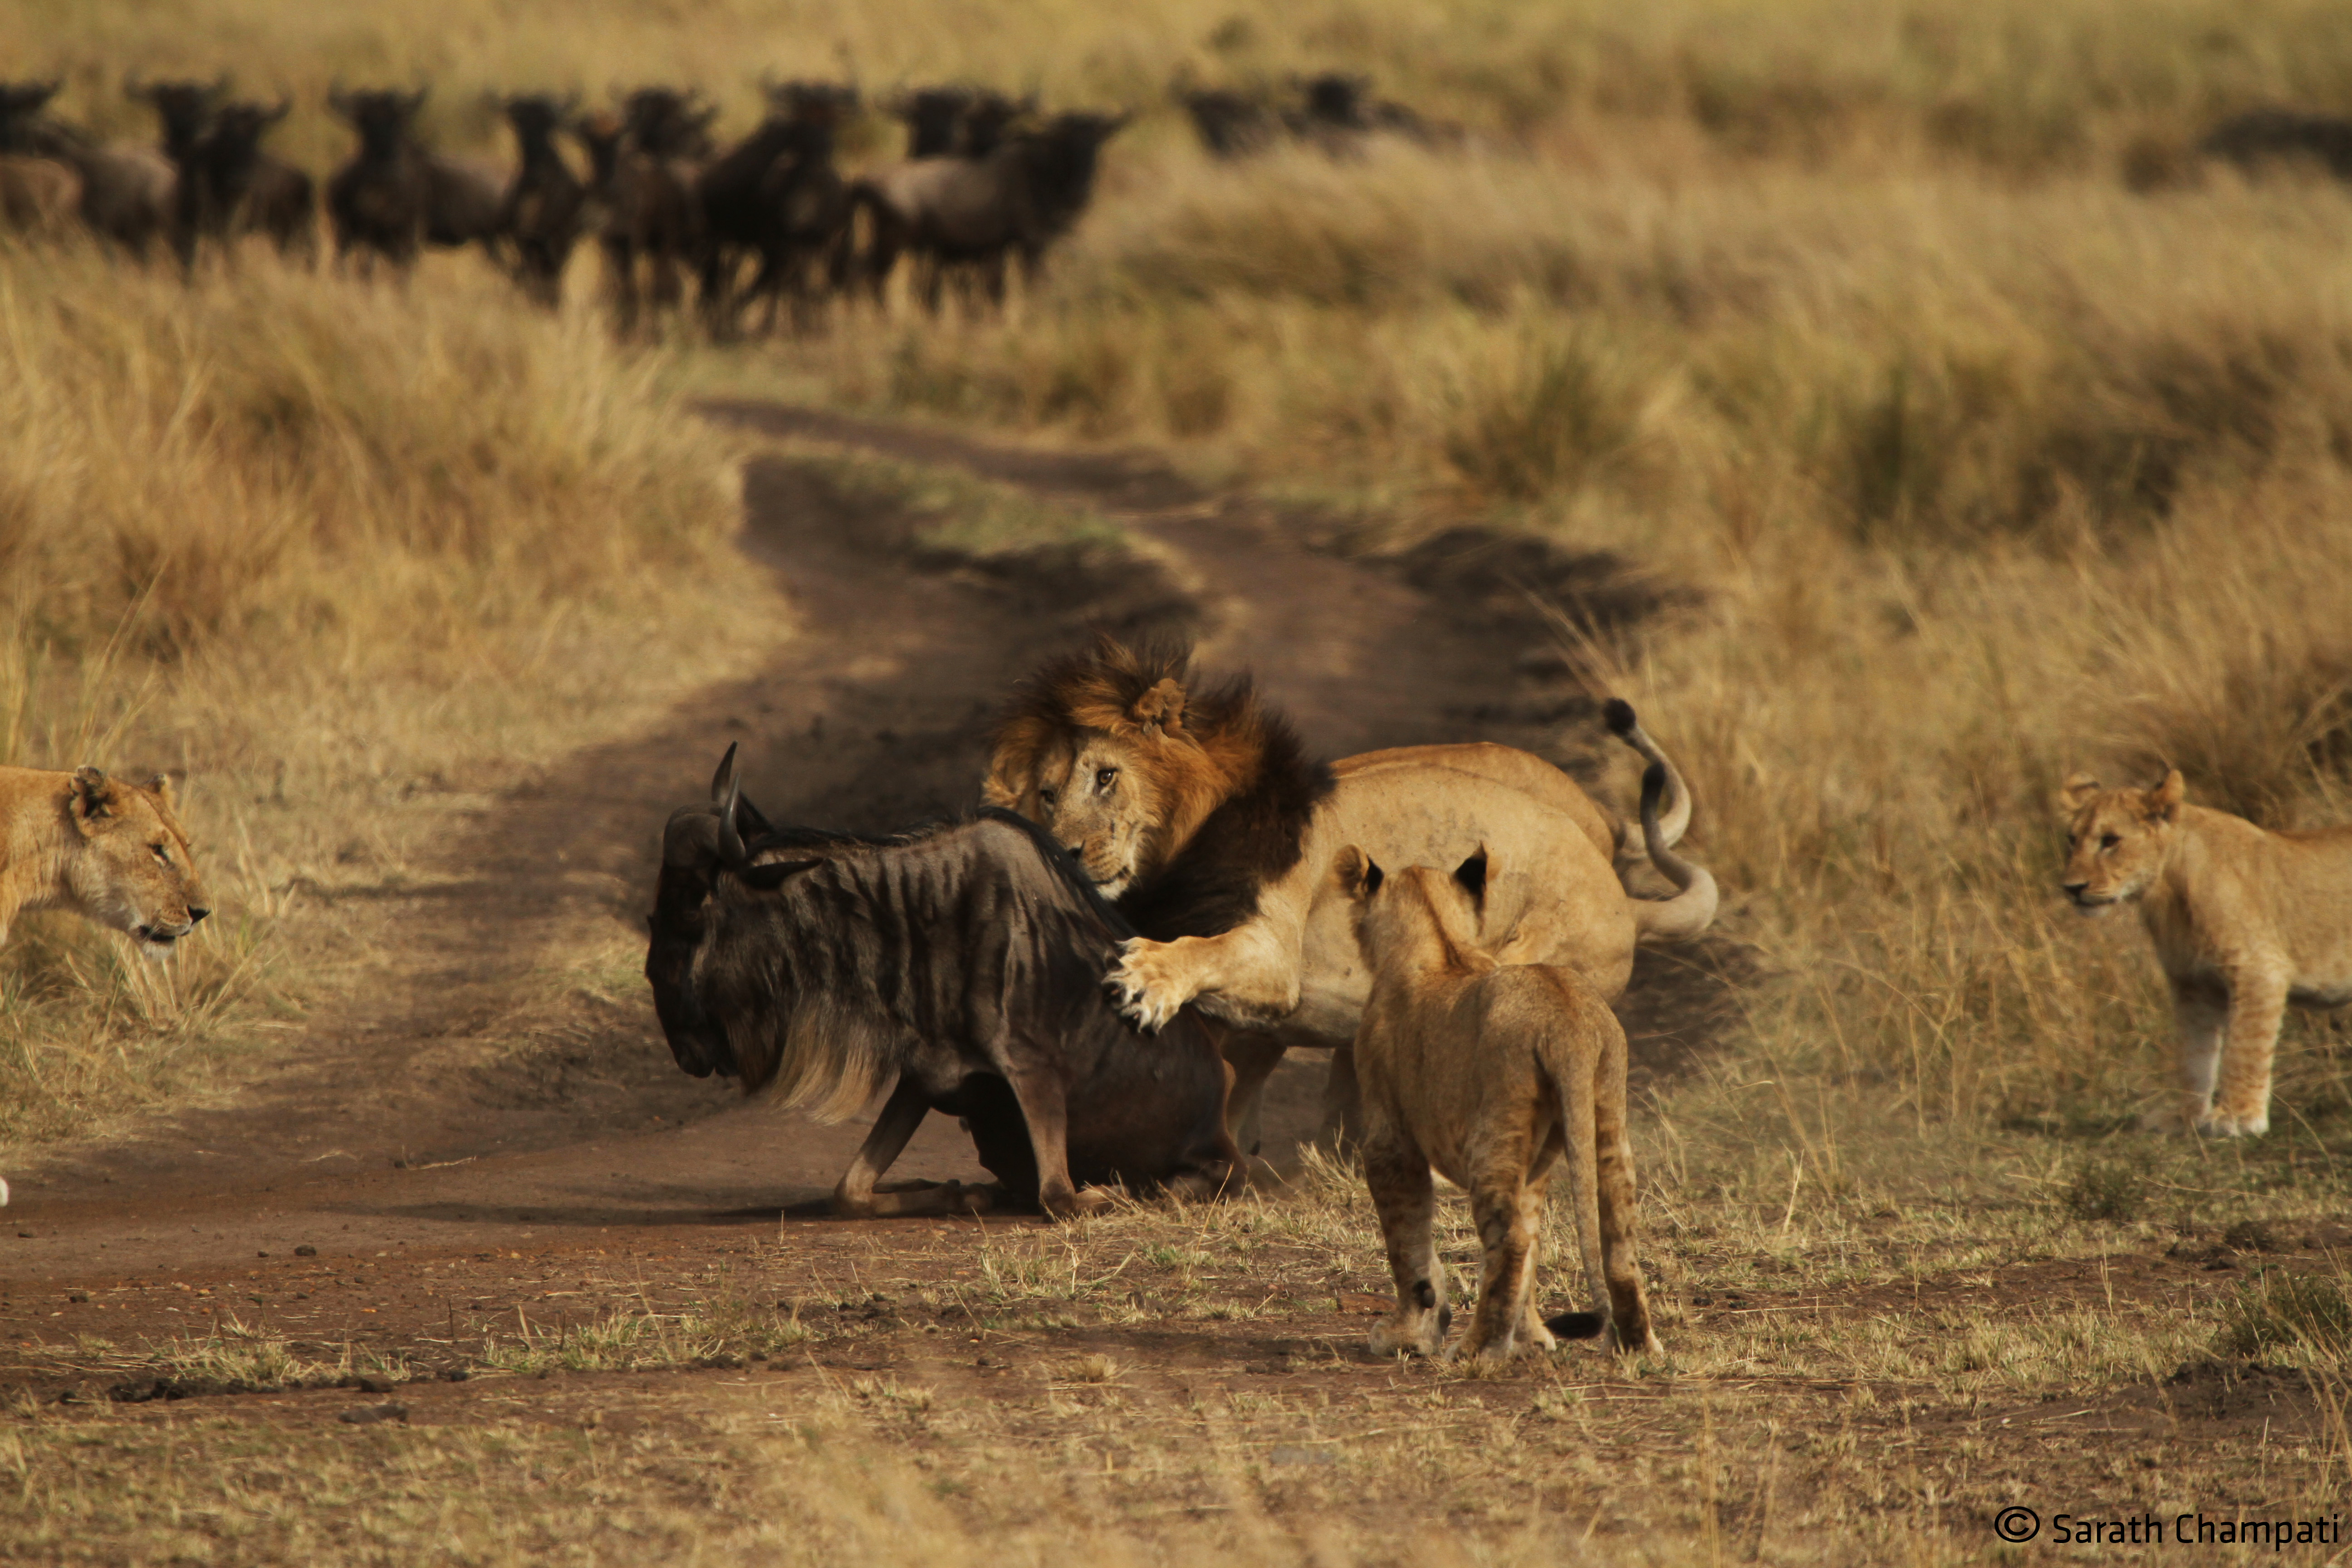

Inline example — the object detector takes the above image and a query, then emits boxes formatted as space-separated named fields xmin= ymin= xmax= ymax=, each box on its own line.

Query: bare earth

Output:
xmin=0 ymin=409 xmax=2332 ymax=1563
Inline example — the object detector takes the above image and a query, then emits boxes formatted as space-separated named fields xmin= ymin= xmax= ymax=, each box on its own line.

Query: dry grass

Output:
xmin=0 ymin=246 xmax=776 ymax=1142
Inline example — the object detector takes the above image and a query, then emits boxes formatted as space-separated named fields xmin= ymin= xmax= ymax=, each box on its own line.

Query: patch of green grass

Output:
xmin=2218 ymin=1269 xmax=2352 ymax=1366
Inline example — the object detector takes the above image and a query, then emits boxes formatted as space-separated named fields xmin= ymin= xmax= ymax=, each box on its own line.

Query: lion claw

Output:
xmin=1106 ymin=941 xmax=1187 ymax=1033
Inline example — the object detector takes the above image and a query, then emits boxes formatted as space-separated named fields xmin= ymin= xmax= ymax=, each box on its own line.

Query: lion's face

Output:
xmin=1003 ymin=730 xmax=1164 ymax=898
xmin=2057 ymin=769 xmax=2182 ymax=916
xmin=65 ymin=769 xmax=211 ymax=958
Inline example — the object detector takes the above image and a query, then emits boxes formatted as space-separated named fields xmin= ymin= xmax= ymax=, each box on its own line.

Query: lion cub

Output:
xmin=1337 ymin=842 xmax=1661 ymax=1359
xmin=2061 ymin=769 xmax=2352 ymax=1137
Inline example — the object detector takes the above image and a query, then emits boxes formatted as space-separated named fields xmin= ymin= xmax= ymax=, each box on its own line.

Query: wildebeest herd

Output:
xmin=0 ymin=67 xmax=1474 ymax=334
xmin=0 ymin=74 xmax=1137 ymax=333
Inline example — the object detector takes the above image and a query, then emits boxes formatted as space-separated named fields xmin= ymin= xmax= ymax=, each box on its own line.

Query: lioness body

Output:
xmin=0 ymin=765 xmax=211 ymax=957
xmin=2060 ymin=769 xmax=2352 ymax=1136
xmin=984 ymin=640 xmax=1716 ymax=1140
xmin=1341 ymin=844 xmax=1661 ymax=1359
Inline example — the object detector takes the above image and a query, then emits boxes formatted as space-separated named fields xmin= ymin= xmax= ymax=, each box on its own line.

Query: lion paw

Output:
xmin=2195 ymin=1108 xmax=2270 ymax=1139
xmin=1369 ymin=1314 xmax=1445 ymax=1358
xmin=1106 ymin=939 xmax=1192 ymax=1033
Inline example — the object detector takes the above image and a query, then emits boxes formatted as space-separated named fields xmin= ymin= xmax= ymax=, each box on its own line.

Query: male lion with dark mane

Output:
xmin=2059 ymin=768 xmax=2352 ymax=1137
xmin=0 ymin=765 xmax=211 ymax=959
xmin=982 ymin=637 xmax=1717 ymax=1138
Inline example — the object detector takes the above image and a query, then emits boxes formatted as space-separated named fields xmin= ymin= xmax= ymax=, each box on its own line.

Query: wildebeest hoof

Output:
xmin=1041 ymin=1185 xmax=1116 ymax=1221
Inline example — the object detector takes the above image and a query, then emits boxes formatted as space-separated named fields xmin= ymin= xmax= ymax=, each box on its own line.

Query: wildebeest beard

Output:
xmin=646 ymin=787 xmax=1239 ymax=1211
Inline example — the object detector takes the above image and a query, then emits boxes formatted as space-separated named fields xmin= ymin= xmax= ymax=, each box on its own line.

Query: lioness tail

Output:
xmin=1628 ymin=761 xmax=1718 ymax=943
xmin=1602 ymin=699 xmax=1692 ymax=867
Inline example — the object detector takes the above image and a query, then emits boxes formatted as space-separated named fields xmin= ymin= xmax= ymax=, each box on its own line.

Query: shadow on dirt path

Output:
xmin=0 ymin=402 xmax=1748 ymax=1342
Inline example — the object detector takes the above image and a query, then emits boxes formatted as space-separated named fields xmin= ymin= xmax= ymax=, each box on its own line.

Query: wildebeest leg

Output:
xmin=828 ymin=1076 xmax=994 ymax=1219
xmin=1001 ymin=1063 xmax=1112 ymax=1220
xmin=1317 ymin=1042 xmax=1364 ymax=1151
xmin=1218 ymin=1030 xmax=1284 ymax=1155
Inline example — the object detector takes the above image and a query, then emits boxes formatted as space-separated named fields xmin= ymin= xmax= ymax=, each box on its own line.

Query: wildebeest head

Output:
xmin=0 ymin=80 xmax=64 ymax=153
xmin=330 ymin=86 xmax=427 ymax=160
xmin=622 ymin=86 xmax=715 ymax=158
xmin=204 ymin=98 xmax=290 ymax=174
xmin=1024 ymin=110 xmax=1128 ymax=224
xmin=127 ymin=76 xmax=229 ymax=158
xmin=502 ymin=93 xmax=575 ymax=152
xmin=644 ymin=745 xmax=807 ymax=1082
xmin=888 ymin=85 xmax=972 ymax=157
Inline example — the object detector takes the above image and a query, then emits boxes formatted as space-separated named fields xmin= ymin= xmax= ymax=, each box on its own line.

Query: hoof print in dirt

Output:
xmin=339 ymin=1402 xmax=409 ymax=1426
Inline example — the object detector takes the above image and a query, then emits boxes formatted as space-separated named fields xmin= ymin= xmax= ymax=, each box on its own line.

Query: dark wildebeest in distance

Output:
xmin=496 ymin=94 xmax=586 ymax=306
xmin=694 ymin=80 xmax=855 ymax=334
xmin=850 ymin=108 xmax=1127 ymax=311
xmin=0 ymin=84 xmax=82 ymax=238
xmin=888 ymin=85 xmax=974 ymax=159
xmin=2201 ymin=109 xmax=2352 ymax=181
xmin=1177 ymin=86 xmax=1277 ymax=160
xmin=326 ymin=87 xmax=431 ymax=269
xmin=1 ymin=79 xmax=176 ymax=257
xmin=582 ymin=87 xmax=712 ymax=332
xmin=167 ymin=98 xmax=316 ymax=268
xmin=646 ymin=748 xmax=1243 ymax=1220
xmin=1283 ymin=72 xmax=1446 ymax=157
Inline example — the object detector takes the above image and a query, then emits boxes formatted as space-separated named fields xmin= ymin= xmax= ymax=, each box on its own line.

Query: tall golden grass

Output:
xmin=0 ymin=246 xmax=764 ymax=1142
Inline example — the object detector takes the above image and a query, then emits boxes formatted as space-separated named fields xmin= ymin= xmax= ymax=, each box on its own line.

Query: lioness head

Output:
xmin=984 ymin=637 xmax=1254 ymax=899
xmin=1335 ymin=844 xmax=1490 ymax=973
xmin=65 ymin=767 xmax=211 ymax=957
xmin=2056 ymin=769 xmax=2183 ymax=916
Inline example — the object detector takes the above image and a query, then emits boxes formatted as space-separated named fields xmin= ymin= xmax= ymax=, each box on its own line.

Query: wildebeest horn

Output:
xmin=717 ymin=774 xmax=749 ymax=867
xmin=710 ymin=741 xmax=739 ymax=806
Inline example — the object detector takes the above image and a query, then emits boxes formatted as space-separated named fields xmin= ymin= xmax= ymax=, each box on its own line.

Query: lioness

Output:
xmin=1338 ymin=825 xmax=1661 ymax=1358
xmin=0 ymin=766 xmax=211 ymax=958
xmin=983 ymin=637 xmax=1716 ymax=1136
xmin=2060 ymin=769 xmax=2352 ymax=1138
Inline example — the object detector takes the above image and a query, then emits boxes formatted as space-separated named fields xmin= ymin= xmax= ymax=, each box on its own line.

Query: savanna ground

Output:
xmin=8 ymin=0 xmax=2352 ymax=1561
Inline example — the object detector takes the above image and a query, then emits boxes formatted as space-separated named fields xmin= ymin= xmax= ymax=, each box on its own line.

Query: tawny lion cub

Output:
xmin=1337 ymin=839 xmax=1661 ymax=1360
xmin=2060 ymin=769 xmax=2352 ymax=1137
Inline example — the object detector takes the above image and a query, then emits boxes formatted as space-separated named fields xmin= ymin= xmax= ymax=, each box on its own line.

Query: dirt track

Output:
xmin=0 ymin=404 xmax=1740 ymax=1403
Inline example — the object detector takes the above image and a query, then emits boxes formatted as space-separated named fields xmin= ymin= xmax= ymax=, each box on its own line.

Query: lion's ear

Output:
xmin=68 ymin=766 xmax=118 ymax=832
xmin=2057 ymin=772 xmax=2102 ymax=812
xmin=145 ymin=773 xmax=178 ymax=812
xmin=1131 ymin=677 xmax=1187 ymax=739
xmin=2149 ymin=768 xmax=2186 ymax=823
xmin=1334 ymin=846 xmax=1381 ymax=901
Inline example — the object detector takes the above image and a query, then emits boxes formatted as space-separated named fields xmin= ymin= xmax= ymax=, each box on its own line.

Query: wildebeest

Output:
xmin=326 ymin=87 xmax=431 ymax=268
xmin=694 ymin=80 xmax=854 ymax=333
xmin=2201 ymin=109 xmax=2352 ymax=180
xmin=581 ymin=87 xmax=712 ymax=331
xmin=850 ymin=108 xmax=1128 ymax=310
xmin=646 ymin=748 xmax=1242 ymax=1219
xmin=0 ymin=152 xmax=79 ymax=237
xmin=1177 ymin=85 xmax=1277 ymax=160
xmin=496 ymin=94 xmax=586 ymax=305
xmin=887 ymin=86 xmax=975 ymax=159
xmin=1 ymin=79 xmax=176 ymax=257
xmin=166 ymin=98 xmax=316 ymax=267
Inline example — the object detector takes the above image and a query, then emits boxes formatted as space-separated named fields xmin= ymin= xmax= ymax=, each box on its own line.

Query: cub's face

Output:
xmin=2057 ymin=769 xmax=2182 ymax=916
xmin=992 ymin=730 xmax=1160 ymax=898
xmin=66 ymin=769 xmax=212 ymax=958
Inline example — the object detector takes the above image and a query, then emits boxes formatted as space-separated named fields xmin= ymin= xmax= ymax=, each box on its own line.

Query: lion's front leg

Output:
xmin=2151 ymin=981 xmax=2227 ymax=1133
xmin=1107 ymin=923 xmax=1301 ymax=1032
xmin=2203 ymin=965 xmax=2288 ymax=1138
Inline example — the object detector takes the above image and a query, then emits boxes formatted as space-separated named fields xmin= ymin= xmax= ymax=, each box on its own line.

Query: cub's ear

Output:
xmin=2057 ymin=772 xmax=2103 ymax=812
xmin=1453 ymin=846 xmax=1489 ymax=909
xmin=740 ymin=858 xmax=821 ymax=892
xmin=1333 ymin=845 xmax=1382 ymax=901
xmin=2148 ymin=768 xmax=2186 ymax=823
xmin=68 ymin=766 xmax=118 ymax=829
xmin=1131 ymin=676 xmax=1187 ymax=738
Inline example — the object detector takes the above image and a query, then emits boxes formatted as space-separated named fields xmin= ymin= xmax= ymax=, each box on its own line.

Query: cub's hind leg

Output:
xmin=1363 ymin=1128 xmax=1447 ymax=1357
